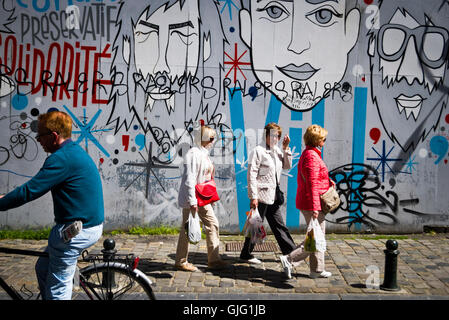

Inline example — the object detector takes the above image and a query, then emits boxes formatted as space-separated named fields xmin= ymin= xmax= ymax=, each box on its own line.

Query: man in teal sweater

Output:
xmin=0 ymin=111 xmax=104 ymax=300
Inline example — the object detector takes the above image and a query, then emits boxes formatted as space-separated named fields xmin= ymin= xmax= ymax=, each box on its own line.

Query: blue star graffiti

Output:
xmin=63 ymin=105 xmax=112 ymax=157
xmin=403 ymin=154 xmax=419 ymax=174
xmin=366 ymin=140 xmax=403 ymax=182
xmin=218 ymin=0 xmax=239 ymax=20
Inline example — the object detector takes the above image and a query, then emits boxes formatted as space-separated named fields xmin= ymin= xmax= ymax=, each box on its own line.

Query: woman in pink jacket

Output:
xmin=279 ymin=124 xmax=333 ymax=279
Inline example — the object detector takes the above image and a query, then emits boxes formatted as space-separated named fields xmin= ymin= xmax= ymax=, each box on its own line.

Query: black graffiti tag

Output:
xmin=326 ymin=163 xmax=436 ymax=230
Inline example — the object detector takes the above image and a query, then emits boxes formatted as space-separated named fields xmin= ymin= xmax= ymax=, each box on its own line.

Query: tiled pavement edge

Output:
xmin=1 ymin=234 xmax=449 ymax=300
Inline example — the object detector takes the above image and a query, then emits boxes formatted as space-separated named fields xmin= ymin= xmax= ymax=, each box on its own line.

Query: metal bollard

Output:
xmin=102 ymin=238 xmax=117 ymax=259
xmin=380 ymin=239 xmax=400 ymax=291
xmin=101 ymin=238 xmax=117 ymax=288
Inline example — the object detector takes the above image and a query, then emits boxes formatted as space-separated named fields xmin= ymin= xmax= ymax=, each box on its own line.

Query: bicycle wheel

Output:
xmin=73 ymin=262 xmax=156 ymax=300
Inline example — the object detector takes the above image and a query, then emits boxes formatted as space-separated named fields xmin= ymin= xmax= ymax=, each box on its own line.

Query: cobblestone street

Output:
xmin=1 ymin=233 xmax=449 ymax=300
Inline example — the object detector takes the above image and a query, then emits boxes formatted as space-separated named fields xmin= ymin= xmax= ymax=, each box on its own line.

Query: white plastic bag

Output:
xmin=185 ymin=211 xmax=202 ymax=244
xmin=304 ymin=218 xmax=326 ymax=253
xmin=242 ymin=207 xmax=266 ymax=245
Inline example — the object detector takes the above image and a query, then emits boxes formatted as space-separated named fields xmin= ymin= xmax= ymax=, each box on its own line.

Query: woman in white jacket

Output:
xmin=240 ymin=122 xmax=296 ymax=264
xmin=175 ymin=124 xmax=229 ymax=272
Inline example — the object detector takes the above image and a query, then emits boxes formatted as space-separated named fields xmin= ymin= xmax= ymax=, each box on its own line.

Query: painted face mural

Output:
xmin=239 ymin=0 xmax=360 ymax=111
xmin=1 ymin=0 xmax=449 ymax=234
xmin=107 ymin=0 xmax=225 ymax=159
xmin=133 ymin=1 xmax=201 ymax=113
xmin=369 ymin=0 xmax=449 ymax=152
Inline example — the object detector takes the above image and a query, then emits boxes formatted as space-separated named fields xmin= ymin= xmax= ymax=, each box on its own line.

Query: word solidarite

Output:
xmin=0 ymin=35 xmax=112 ymax=107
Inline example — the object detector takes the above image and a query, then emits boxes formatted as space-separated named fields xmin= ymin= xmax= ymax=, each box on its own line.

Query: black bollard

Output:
xmin=101 ymin=238 xmax=117 ymax=288
xmin=102 ymin=238 xmax=117 ymax=259
xmin=380 ymin=239 xmax=400 ymax=291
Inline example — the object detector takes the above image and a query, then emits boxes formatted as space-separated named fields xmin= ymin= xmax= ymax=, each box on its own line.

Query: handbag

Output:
xmin=274 ymin=184 xmax=284 ymax=206
xmin=300 ymin=167 xmax=340 ymax=214
xmin=320 ymin=183 xmax=340 ymax=214
xmin=273 ymin=162 xmax=284 ymax=205
xmin=195 ymin=178 xmax=220 ymax=207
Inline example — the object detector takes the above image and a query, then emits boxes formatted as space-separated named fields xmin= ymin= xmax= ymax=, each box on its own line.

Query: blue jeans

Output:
xmin=35 ymin=223 xmax=103 ymax=300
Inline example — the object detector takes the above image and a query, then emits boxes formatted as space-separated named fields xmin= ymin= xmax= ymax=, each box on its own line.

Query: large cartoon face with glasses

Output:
xmin=239 ymin=0 xmax=360 ymax=111
xmin=368 ymin=1 xmax=449 ymax=152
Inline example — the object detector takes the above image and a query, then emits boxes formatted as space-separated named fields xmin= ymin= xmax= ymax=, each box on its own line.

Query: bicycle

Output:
xmin=0 ymin=238 xmax=156 ymax=300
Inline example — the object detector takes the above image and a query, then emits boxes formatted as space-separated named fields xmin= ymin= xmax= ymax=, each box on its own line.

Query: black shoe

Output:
xmin=239 ymin=254 xmax=254 ymax=260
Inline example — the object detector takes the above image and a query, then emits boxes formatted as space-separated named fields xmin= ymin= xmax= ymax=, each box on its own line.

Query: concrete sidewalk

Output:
xmin=1 ymin=233 xmax=449 ymax=300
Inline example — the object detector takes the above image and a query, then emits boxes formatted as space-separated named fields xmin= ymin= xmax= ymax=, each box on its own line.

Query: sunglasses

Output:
xmin=36 ymin=132 xmax=53 ymax=141
xmin=378 ymin=24 xmax=449 ymax=69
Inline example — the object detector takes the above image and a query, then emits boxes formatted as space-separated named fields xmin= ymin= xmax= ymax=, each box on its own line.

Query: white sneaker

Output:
xmin=309 ymin=271 xmax=332 ymax=279
xmin=246 ymin=257 xmax=262 ymax=264
xmin=280 ymin=255 xmax=292 ymax=279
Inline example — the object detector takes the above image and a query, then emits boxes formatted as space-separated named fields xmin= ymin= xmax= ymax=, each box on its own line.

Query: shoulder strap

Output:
xmin=269 ymin=150 xmax=280 ymax=186
xmin=310 ymin=147 xmax=321 ymax=157
xmin=299 ymin=149 xmax=331 ymax=184
xmin=299 ymin=151 xmax=306 ymax=182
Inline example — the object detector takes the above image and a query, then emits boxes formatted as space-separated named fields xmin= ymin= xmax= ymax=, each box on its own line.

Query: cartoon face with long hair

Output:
xmin=107 ymin=0 xmax=225 ymax=135
xmin=239 ymin=0 xmax=360 ymax=111
xmin=133 ymin=0 xmax=201 ymax=113
xmin=368 ymin=0 xmax=449 ymax=152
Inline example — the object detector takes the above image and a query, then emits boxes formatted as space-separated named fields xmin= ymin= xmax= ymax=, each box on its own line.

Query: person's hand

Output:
xmin=0 ymin=194 xmax=4 ymax=199
xmin=282 ymin=135 xmax=290 ymax=150
xmin=312 ymin=210 xmax=319 ymax=219
xmin=250 ymin=199 xmax=258 ymax=209
xmin=190 ymin=205 xmax=198 ymax=214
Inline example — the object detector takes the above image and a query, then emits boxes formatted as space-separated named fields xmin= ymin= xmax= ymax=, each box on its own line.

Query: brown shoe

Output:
xmin=175 ymin=262 xmax=198 ymax=272
xmin=208 ymin=259 xmax=230 ymax=270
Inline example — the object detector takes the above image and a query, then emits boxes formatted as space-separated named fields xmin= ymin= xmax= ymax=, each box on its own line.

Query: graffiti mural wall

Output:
xmin=0 ymin=0 xmax=448 ymax=233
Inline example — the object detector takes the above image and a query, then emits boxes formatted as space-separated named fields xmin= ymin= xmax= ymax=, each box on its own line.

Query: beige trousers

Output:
xmin=175 ymin=204 xmax=221 ymax=265
xmin=289 ymin=210 xmax=326 ymax=273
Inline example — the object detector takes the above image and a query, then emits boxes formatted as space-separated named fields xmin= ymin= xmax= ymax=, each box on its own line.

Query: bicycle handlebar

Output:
xmin=0 ymin=246 xmax=48 ymax=257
